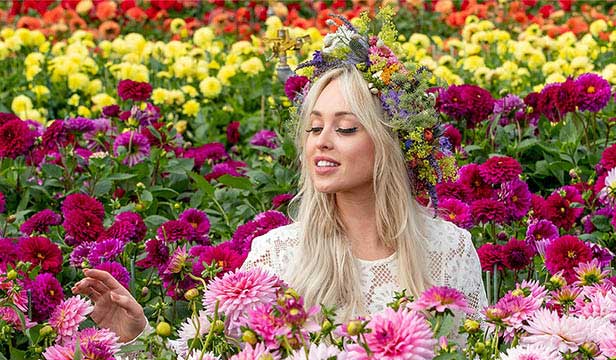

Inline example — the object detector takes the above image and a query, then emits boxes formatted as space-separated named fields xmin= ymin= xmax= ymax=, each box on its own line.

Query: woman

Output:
xmin=72 ymin=17 xmax=487 ymax=344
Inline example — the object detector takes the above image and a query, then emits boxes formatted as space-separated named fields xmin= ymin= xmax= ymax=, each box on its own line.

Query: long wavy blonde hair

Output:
xmin=288 ymin=66 xmax=432 ymax=319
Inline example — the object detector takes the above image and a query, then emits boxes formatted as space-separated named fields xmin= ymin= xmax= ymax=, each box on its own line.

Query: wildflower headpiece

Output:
xmin=284 ymin=7 xmax=457 ymax=210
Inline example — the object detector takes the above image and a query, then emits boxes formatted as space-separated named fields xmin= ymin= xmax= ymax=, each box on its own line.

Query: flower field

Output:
xmin=2 ymin=0 xmax=616 ymax=359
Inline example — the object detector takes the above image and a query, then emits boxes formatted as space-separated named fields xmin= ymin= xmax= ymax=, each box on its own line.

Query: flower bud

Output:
xmin=184 ymin=288 xmax=199 ymax=301
xmin=463 ymin=319 xmax=480 ymax=334
xmin=6 ymin=269 xmax=17 ymax=281
xmin=321 ymin=319 xmax=333 ymax=332
xmin=242 ymin=330 xmax=257 ymax=345
xmin=136 ymin=182 xmax=145 ymax=189
xmin=511 ymin=289 xmax=524 ymax=297
xmin=141 ymin=286 xmax=149 ymax=297
xmin=212 ymin=319 xmax=225 ymax=334
xmin=6 ymin=215 xmax=16 ymax=224
xmin=580 ymin=341 xmax=600 ymax=357
xmin=156 ymin=321 xmax=172 ymax=337
xmin=284 ymin=288 xmax=299 ymax=300
xmin=346 ymin=320 xmax=362 ymax=336
xmin=39 ymin=325 xmax=54 ymax=337
xmin=474 ymin=341 xmax=486 ymax=354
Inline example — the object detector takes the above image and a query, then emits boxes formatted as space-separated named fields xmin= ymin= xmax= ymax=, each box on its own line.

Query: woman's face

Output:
xmin=305 ymin=79 xmax=376 ymax=195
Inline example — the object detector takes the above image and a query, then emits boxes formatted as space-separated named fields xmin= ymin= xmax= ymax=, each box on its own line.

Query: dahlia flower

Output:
xmin=500 ymin=344 xmax=559 ymax=360
xmin=345 ymin=308 xmax=436 ymax=360
xmin=113 ymin=131 xmax=151 ymax=166
xmin=479 ymin=156 xmax=523 ymax=185
xmin=249 ymin=130 xmax=278 ymax=149
xmin=49 ymin=296 xmax=93 ymax=344
xmin=169 ymin=309 xmax=211 ymax=359
xmin=575 ymin=73 xmax=611 ymax=112
xmin=20 ymin=209 xmax=62 ymax=235
xmin=228 ymin=343 xmax=278 ymax=360
xmin=437 ymin=198 xmax=473 ymax=229
xmin=117 ymin=79 xmax=153 ymax=102
xmin=411 ymin=286 xmax=472 ymax=314
xmin=18 ymin=236 xmax=63 ymax=273
xmin=203 ymin=268 xmax=282 ymax=336
xmin=61 ymin=193 xmax=105 ymax=219
xmin=544 ymin=235 xmax=593 ymax=283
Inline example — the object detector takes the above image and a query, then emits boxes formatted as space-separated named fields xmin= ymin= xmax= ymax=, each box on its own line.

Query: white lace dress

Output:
xmin=241 ymin=216 xmax=488 ymax=318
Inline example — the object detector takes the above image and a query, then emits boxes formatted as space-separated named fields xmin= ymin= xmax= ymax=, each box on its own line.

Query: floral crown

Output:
xmin=284 ymin=7 xmax=457 ymax=210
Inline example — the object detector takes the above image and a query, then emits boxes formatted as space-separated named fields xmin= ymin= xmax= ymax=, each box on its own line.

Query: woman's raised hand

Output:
xmin=71 ymin=268 xmax=147 ymax=343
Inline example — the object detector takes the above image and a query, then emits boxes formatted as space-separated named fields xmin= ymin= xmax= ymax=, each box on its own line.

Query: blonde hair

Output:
xmin=288 ymin=66 xmax=432 ymax=319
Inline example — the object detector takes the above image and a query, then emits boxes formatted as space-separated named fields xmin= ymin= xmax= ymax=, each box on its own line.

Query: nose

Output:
xmin=315 ymin=127 xmax=333 ymax=150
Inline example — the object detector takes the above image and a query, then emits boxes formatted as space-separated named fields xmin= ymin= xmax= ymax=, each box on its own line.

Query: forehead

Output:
xmin=311 ymin=79 xmax=352 ymax=114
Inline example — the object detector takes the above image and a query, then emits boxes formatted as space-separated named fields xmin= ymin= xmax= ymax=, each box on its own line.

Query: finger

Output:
xmin=73 ymin=278 xmax=111 ymax=296
xmin=86 ymin=289 xmax=103 ymax=304
xmin=110 ymin=293 xmax=143 ymax=319
xmin=84 ymin=269 xmax=127 ymax=292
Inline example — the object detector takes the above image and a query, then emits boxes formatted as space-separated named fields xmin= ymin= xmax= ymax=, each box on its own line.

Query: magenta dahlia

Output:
xmin=457 ymin=163 xmax=494 ymax=201
xmin=27 ymin=273 xmax=64 ymax=322
xmin=501 ymin=238 xmax=535 ymax=270
xmin=545 ymin=235 xmax=593 ymax=283
xmin=250 ymin=130 xmax=278 ymax=149
xmin=575 ymin=73 xmax=612 ymax=112
xmin=191 ymin=242 xmax=246 ymax=278
xmin=226 ymin=121 xmax=240 ymax=144
xmin=113 ymin=131 xmax=151 ymax=166
xmin=117 ymin=79 xmax=153 ymax=102
xmin=479 ymin=156 xmax=523 ymax=185
xmin=437 ymin=198 xmax=473 ymax=229
xmin=61 ymin=193 xmax=105 ymax=219
xmin=0 ymin=119 xmax=35 ymax=159
xmin=20 ymin=209 xmax=62 ymax=236
xmin=18 ymin=236 xmax=63 ymax=273
xmin=477 ymin=243 xmax=505 ymax=272
xmin=284 ymin=75 xmax=309 ymax=102
xmin=471 ymin=198 xmax=508 ymax=225
xmin=544 ymin=186 xmax=584 ymax=230
xmin=63 ymin=210 xmax=104 ymax=244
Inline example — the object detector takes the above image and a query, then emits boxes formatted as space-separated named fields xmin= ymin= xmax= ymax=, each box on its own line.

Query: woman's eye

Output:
xmin=306 ymin=127 xmax=323 ymax=133
xmin=335 ymin=127 xmax=358 ymax=134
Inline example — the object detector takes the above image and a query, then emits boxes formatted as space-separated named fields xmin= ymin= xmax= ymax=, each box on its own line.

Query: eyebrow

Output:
xmin=310 ymin=110 xmax=357 ymax=117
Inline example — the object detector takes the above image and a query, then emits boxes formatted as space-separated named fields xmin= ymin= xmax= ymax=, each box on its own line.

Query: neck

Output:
xmin=335 ymin=190 xmax=393 ymax=260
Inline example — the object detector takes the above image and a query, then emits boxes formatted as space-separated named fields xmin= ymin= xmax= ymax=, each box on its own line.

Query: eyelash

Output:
xmin=305 ymin=127 xmax=358 ymax=134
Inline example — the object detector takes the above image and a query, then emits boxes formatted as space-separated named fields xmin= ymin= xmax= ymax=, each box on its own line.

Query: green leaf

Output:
xmin=217 ymin=175 xmax=252 ymax=190
xmin=93 ymin=180 xmax=112 ymax=197
xmin=107 ymin=173 xmax=137 ymax=181
xmin=189 ymin=172 xmax=214 ymax=197
xmin=141 ymin=190 xmax=153 ymax=203
xmin=9 ymin=348 xmax=25 ymax=360
xmin=144 ymin=215 xmax=169 ymax=228
xmin=516 ymin=138 xmax=538 ymax=151
xmin=41 ymin=163 xmax=63 ymax=178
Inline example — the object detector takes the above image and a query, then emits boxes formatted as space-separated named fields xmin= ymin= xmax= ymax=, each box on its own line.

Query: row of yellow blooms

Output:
xmin=3 ymin=15 xmax=616 ymax=125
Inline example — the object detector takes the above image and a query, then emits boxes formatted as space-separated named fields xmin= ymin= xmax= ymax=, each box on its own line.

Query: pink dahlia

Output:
xmin=113 ymin=131 xmax=151 ymax=166
xmin=0 ymin=238 xmax=18 ymax=272
xmin=135 ymin=238 xmax=169 ymax=269
xmin=49 ymin=296 xmax=93 ymax=344
xmin=182 ymin=142 xmax=228 ymax=169
xmin=272 ymin=193 xmax=294 ymax=208
xmin=245 ymin=303 xmax=285 ymax=347
xmin=601 ymin=332 xmax=616 ymax=358
xmin=250 ymin=130 xmax=278 ymax=149
xmin=522 ymin=309 xmax=611 ymax=353
xmin=545 ymin=235 xmax=593 ymax=283
xmin=43 ymin=344 xmax=74 ymax=360
xmin=600 ymin=143 xmax=616 ymax=171
xmin=205 ymin=160 xmax=247 ymax=181
xmin=410 ymin=286 xmax=472 ymax=314
xmin=179 ymin=208 xmax=210 ymax=244
xmin=479 ymin=156 xmax=523 ymax=185
xmin=500 ymin=344 xmax=559 ymax=360
xmin=95 ymin=261 xmax=131 ymax=289
xmin=345 ymin=308 xmax=436 ymax=359
xmin=228 ymin=343 xmax=278 ymax=360
xmin=525 ymin=219 xmax=559 ymax=252
xmin=203 ymin=268 xmax=282 ymax=336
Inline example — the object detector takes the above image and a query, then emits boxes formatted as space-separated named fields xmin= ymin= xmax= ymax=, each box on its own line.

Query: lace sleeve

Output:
xmin=240 ymin=223 xmax=300 ymax=282
xmin=426 ymin=218 xmax=488 ymax=318
xmin=443 ymin=225 xmax=488 ymax=318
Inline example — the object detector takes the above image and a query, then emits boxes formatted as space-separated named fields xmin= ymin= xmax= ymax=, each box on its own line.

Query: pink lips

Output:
xmin=313 ymin=156 xmax=340 ymax=175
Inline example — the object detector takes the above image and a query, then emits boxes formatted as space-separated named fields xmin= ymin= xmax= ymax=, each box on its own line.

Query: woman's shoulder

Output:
xmin=241 ymin=222 xmax=301 ymax=277
xmin=421 ymin=214 xmax=473 ymax=255
xmin=251 ymin=222 xmax=301 ymax=250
